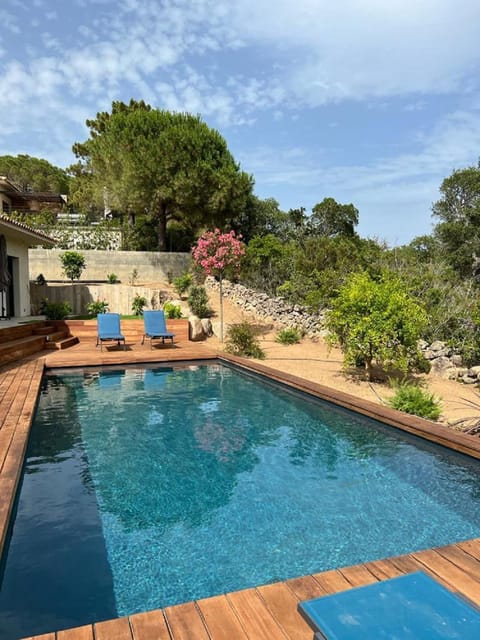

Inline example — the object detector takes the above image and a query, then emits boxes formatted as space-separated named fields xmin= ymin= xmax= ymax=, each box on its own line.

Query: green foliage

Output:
xmin=275 ymin=327 xmax=303 ymax=345
xmin=71 ymin=100 xmax=253 ymax=251
xmin=173 ymin=273 xmax=193 ymax=297
xmin=326 ymin=271 xmax=428 ymax=379
xmin=0 ymin=154 xmax=70 ymax=193
xmin=131 ymin=294 xmax=147 ymax=316
xmin=388 ymin=381 xmax=442 ymax=421
xmin=163 ymin=302 xmax=183 ymax=319
xmin=60 ymin=251 xmax=86 ymax=282
xmin=86 ymin=299 xmax=109 ymax=315
xmin=308 ymin=197 xmax=359 ymax=237
xmin=225 ymin=322 xmax=266 ymax=359
xmin=432 ymin=164 xmax=480 ymax=277
xmin=107 ymin=273 xmax=118 ymax=283
xmin=40 ymin=300 xmax=72 ymax=320
xmin=187 ymin=285 xmax=212 ymax=318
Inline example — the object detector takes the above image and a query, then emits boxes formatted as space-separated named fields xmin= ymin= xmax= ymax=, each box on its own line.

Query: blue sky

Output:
xmin=1 ymin=0 xmax=480 ymax=245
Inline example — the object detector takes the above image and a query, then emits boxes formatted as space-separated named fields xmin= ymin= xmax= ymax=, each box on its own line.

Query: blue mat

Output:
xmin=298 ymin=571 xmax=480 ymax=639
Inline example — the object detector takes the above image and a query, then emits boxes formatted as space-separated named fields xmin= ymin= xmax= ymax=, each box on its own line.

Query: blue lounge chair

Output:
xmin=141 ymin=310 xmax=175 ymax=349
xmin=298 ymin=571 xmax=480 ymax=639
xmin=96 ymin=313 xmax=126 ymax=351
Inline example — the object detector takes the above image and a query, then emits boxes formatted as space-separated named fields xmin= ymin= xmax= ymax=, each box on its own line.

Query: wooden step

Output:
xmin=45 ymin=335 xmax=79 ymax=350
xmin=0 ymin=335 xmax=46 ymax=366
xmin=31 ymin=325 xmax=55 ymax=336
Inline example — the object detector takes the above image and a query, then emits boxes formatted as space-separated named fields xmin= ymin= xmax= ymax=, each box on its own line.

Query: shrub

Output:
xmin=132 ymin=294 xmax=147 ymax=316
xmin=35 ymin=273 xmax=47 ymax=285
xmin=388 ymin=381 xmax=441 ymax=421
xmin=225 ymin=322 xmax=266 ymax=359
xmin=275 ymin=327 xmax=303 ymax=345
xmin=173 ymin=273 xmax=192 ymax=298
xmin=86 ymin=299 xmax=109 ymax=316
xmin=107 ymin=273 xmax=118 ymax=284
xmin=60 ymin=250 xmax=86 ymax=282
xmin=188 ymin=285 xmax=212 ymax=318
xmin=41 ymin=300 xmax=72 ymax=320
xmin=129 ymin=268 xmax=139 ymax=285
xmin=163 ymin=302 xmax=183 ymax=319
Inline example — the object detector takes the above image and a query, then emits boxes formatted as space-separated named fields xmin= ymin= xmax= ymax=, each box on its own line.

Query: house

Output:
xmin=0 ymin=214 xmax=55 ymax=319
xmin=0 ymin=175 xmax=67 ymax=217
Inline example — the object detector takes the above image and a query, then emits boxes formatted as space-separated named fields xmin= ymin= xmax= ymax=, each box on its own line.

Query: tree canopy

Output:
xmin=308 ymin=197 xmax=359 ymax=237
xmin=432 ymin=164 xmax=480 ymax=277
xmin=0 ymin=154 xmax=70 ymax=193
xmin=70 ymin=100 xmax=253 ymax=250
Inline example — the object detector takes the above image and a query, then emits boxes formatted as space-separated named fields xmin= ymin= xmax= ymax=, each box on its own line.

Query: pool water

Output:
xmin=1 ymin=363 xmax=480 ymax=638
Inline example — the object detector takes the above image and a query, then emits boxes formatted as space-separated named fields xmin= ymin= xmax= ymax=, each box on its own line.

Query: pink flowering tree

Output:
xmin=191 ymin=229 xmax=246 ymax=341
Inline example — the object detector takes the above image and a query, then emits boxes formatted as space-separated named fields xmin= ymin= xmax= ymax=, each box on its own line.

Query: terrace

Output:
xmin=1 ymin=321 xmax=480 ymax=640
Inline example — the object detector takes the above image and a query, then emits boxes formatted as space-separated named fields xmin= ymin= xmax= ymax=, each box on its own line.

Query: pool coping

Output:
xmin=220 ymin=353 xmax=480 ymax=460
xmin=1 ymin=352 xmax=480 ymax=639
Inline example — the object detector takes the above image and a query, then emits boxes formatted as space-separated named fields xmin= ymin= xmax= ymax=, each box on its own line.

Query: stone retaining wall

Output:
xmin=205 ymin=277 xmax=326 ymax=337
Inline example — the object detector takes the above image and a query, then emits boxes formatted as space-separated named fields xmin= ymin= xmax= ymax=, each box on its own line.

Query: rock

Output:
xmin=200 ymin=318 xmax=213 ymax=337
xmin=430 ymin=356 xmax=455 ymax=376
xmin=430 ymin=340 xmax=447 ymax=352
xmin=468 ymin=365 xmax=480 ymax=377
xmin=461 ymin=374 xmax=478 ymax=384
xmin=451 ymin=354 xmax=463 ymax=367
xmin=188 ymin=315 xmax=205 ymax=342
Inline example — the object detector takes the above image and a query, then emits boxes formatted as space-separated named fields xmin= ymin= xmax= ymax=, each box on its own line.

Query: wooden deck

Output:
xmin=1 ymin=328 xmax=480 ymax=640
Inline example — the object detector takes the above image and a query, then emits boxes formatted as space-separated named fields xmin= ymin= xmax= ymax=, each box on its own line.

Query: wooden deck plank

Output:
xmin=163 ymin=602 xmax=210 ymax=640
xmin=339 ymin=564 xmax=380 ymax=587
xmin=435 ymin=543 xmax=480 ymax=580
xmin=197 ymin=595 xmax=248 ymax=640
xmin=256 ymin=582 xmax=313 ymax=640
xmin=227 ymin=588 xmax=288 ymax=640
xmin=363 ymin=557 xmax=406 ymax=580
xmin=284 ymin=575 xmax=327 ymax=602
xmin=57 ymin=624 xmax=95 ymax=639
xmin=129 ymin=609 xmax=171 ymax=640
xmin=94 ymin=617 xmax=133 ymax=640
xmin=310 ymin=569 xmax=352 ymax=594
xmin=457 ymin=538 xmax=480 ymax=561
xmin=412 ymin=548 xmax=480 ymax=605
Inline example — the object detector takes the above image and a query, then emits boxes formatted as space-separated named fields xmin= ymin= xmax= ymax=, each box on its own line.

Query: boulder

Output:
xmin=201 ymin=318 xmax=213 ymax=337
xmin=189 ymin=315 xmax=205 ymax=342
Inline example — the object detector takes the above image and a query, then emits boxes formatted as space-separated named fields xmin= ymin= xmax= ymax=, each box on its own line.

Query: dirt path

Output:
xmin=202 ymin=288 xmax=480 ymax=430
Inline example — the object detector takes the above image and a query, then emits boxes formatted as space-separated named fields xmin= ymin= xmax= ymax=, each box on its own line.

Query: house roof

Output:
xmin=0 ymin=213 xmax=56 ymax=246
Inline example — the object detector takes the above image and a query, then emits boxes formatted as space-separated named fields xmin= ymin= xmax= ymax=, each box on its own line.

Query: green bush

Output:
xmin=132 ymin=294 xmax=148 ymax=316
xmin=188 ymin=285 xmax=212 ymax=318
xmin=275 ymin=327 xmax=303 ymax=345
xmin=41 ymin=300 xmax=72 ymax=320
xmin=173 ymin=273 xmax=192 ymax=297
xmin=388 ymin=381 xmax=441 ymax=421
xmin=164 ymin=302 xmax=183 ymax=319
xmin=225 ymin=322 xmax=266 ymax=359
xmin=107 ymin=273 xmax=118 ymax=284
xmin=86 ymin=299 xmax=109 ymax=316
xmin=60 ymin=250 xmax=86 ymax=282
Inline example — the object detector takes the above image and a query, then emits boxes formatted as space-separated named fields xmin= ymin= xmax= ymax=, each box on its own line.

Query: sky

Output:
xmin=1 ymin=0 xmax=480 ymax=245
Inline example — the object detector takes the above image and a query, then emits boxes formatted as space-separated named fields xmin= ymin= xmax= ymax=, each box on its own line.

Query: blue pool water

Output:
xmin=1 ymin=363 xmax=480 ymax=638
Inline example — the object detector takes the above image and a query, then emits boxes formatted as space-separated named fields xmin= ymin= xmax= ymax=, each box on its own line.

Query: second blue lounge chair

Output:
xmin=142 ymin=310 xmax=175 ymax=349
xmin=96 ymin=313 xmax=126 ymax=351
xmin=298 ymin=571 xmax=480 ymax=639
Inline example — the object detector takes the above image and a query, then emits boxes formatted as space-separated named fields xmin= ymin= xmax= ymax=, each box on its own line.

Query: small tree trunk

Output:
xmin=219 ymin=273 xmax=224 ymax=343
xmin=157 ymin=203 xmax=167 ymax=251
xmin=365 ymin=356 xmax=373 ymax=381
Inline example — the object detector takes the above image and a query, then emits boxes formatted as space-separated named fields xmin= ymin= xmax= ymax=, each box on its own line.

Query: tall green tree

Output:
xmin=70 ymin=100 xmax=253 ymax=250
xmin=432 ymin=164 xmax=480 ymax=277
xmin=308 ymin=197 xmax=359 ymax=237
xmin=0 ymin=154 xmax=70 ymax=193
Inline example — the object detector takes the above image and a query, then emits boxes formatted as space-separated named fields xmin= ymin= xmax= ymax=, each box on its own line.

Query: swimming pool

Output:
xmin=1 ymin=362 xmax=480 ymax=638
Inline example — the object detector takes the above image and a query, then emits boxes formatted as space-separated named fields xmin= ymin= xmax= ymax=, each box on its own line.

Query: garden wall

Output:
xmin=29 ymin=249 xmax=190 ymax=284
xmin=30 ymin=283 xmax=171 ymax=317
